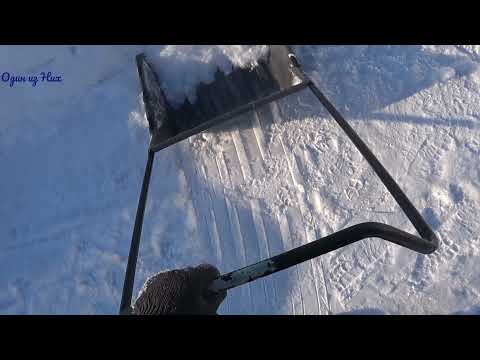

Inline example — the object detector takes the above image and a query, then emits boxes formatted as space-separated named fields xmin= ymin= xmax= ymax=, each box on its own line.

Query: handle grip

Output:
xmin=209 ymin=222 xmax=438 ymax=293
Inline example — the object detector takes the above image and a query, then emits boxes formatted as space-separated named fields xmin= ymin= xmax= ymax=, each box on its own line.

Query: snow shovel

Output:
xmin=119 ymin=45 xmax=439 ymax=314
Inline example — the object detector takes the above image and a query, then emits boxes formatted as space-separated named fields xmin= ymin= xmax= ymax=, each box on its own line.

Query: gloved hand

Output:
xmin=132 ymin=264 xmax=227 ymax=315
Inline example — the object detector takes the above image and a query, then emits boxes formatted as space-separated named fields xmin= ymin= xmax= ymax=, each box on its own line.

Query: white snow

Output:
xmin=1 ymin=45 xmax=479 ymax=314
xmin=142 ymin=45 xmax=269 ymax=106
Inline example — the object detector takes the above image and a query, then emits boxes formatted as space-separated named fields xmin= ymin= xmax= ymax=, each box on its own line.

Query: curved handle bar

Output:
xmin=209 ymin=222 xmax=438 ymax=293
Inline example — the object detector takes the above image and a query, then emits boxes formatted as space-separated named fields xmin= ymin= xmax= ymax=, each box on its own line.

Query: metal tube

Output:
xmin=119 ymin=149 xmax=155 ymax=314
xmin=209 ymin=222 xmax=437 ymax=293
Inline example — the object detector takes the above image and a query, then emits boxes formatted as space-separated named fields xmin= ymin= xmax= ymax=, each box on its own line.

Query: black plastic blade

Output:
xmin=136 ymin=45 xmax=310 ymax=153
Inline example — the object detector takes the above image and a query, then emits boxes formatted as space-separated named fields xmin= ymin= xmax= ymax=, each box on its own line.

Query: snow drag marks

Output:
xmin=171 ymin=93 xmax=375 ymax=314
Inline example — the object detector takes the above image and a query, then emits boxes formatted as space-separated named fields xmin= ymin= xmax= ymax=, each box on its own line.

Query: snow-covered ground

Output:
xmin=1 ymin=45 xmax=479 ymax=314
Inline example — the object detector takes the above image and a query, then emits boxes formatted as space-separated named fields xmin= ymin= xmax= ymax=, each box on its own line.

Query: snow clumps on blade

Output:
xmin=144 ymin=45 xmax=269 ymax=107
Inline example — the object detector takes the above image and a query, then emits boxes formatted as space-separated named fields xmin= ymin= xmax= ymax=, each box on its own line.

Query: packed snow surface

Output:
xmin=1 ymin=45 xmax=480 ymax=314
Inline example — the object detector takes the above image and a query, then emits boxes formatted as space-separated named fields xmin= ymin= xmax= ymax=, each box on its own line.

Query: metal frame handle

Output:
xmin=119 ymin=150 xmax=155 ymax=314
xmin=208 ymin=54 xmax=439 ymax=294
xmin=209 ymin=222 xmax=437 ymax=293
xmin=120 ymin=47 xmax=440 ymax=310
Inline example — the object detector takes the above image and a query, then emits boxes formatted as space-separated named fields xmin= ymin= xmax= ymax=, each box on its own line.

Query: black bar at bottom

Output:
xmin=119 ymin=149 xmax=155 ymax=314
xmin=209 ymin=222 xmax=437 ymax=293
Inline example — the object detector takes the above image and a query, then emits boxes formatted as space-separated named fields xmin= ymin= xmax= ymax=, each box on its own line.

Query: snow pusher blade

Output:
xmin=137 ymin=45 xmax=310 ymax=153
xmin=119 ymin=45 xmax=439 ymax=314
